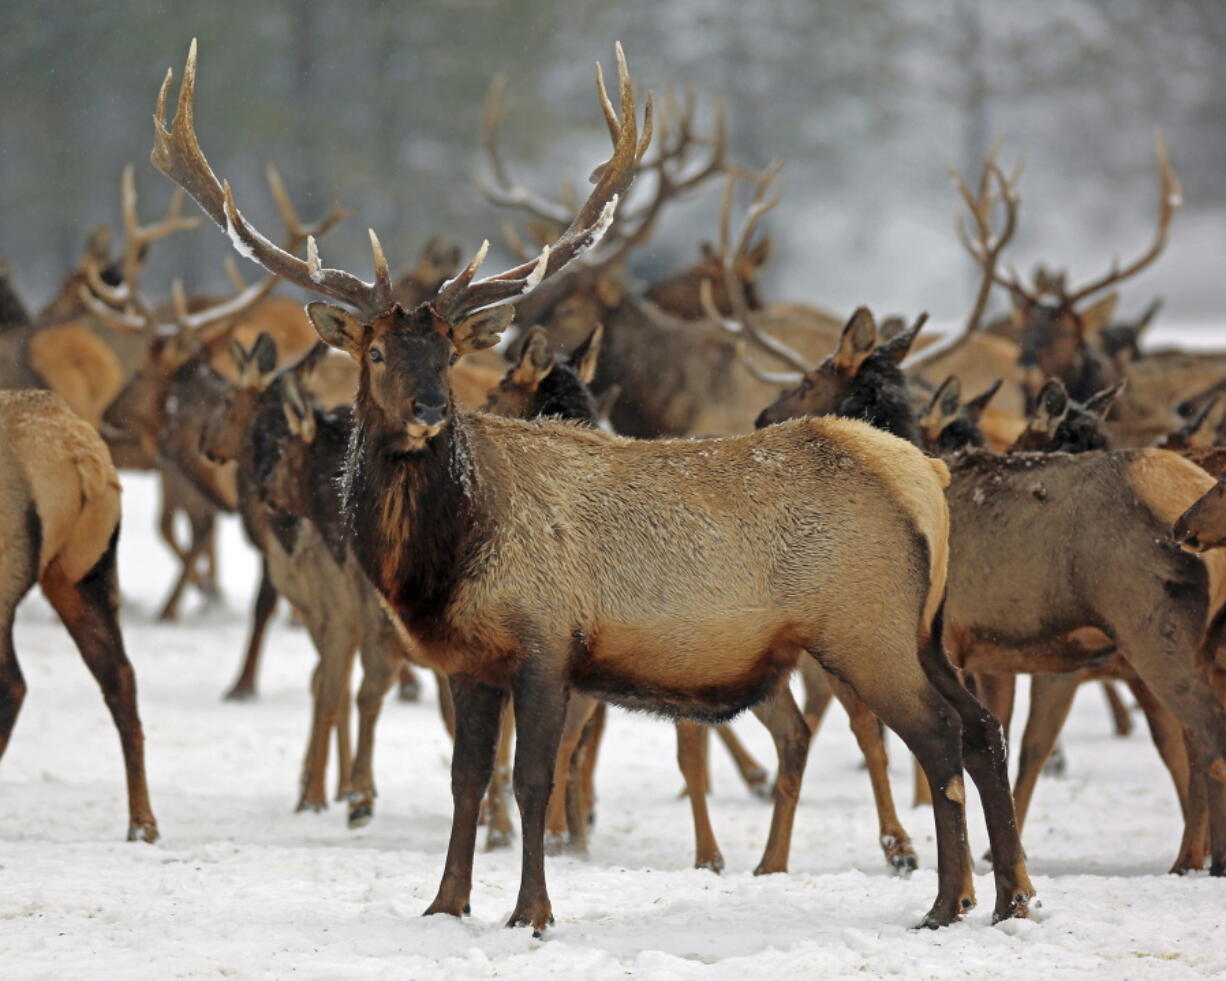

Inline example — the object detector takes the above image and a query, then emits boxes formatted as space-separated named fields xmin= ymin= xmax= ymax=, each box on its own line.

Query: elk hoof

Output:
xmin=746 ymin=769 xmax=774 ymax=801
xmin=753 ymin=860 xmax=786 ymax=876
xmin=127 ymin=821 xmax=159 ymax=844
xmin=1042 ymin=745 xmax=1068 ymax=778
xmin=916 ymin=896 xmax=971 ymax=930
xmin=348 ymin=803 xmax=374 ymax=829
xmin=992 ymin=891 xmax=1033 ymax=924
xmin=696 ymin=853 xmax=725 ymax=874
xmin=423 ymin=897 xmax=470 ymax=918
xmin=506 ymin=900 xmax=554 ymax=937
xmin=890 ymin=852 xmax=919 ymax=877
xmin=485 ymin=827 xmax=513 ymax=851
xmin=543 ymin=830 xmax=568 ymax=856
xmin=397 ymin=678 xmax=421 ymax=703
xmin=223 ymin=686 xmax=256 ymax=702
xmin=1169 ymin=853 xmax=1207 ymax=875
xmin=295 ymin=799 xmax=326 ymax=814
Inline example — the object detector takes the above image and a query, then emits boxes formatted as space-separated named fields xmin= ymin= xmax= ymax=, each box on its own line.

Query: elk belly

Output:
xmin=569 ymin=618 xmax=803 ymax=722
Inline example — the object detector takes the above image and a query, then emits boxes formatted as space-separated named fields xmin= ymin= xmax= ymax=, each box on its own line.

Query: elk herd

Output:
xmin=3 ymin=39 xmax=1226 ymax=938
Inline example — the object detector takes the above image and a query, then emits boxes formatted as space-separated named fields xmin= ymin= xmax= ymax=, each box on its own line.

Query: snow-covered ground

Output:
xmin=3 ymin=472 xmax=1225 ymax=979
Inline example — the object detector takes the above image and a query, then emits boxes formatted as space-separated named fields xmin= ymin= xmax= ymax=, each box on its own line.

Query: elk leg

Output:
xmin=296 ymin=619 xmax=355 ymax=814
xmin=506 ymin=660 xmax=569 ymax=935
xmin=425 ymin=677 xmax=507 ymax=919
xmin=751 ymin=684 xmax=813 ymax=875
xmin=714 ymin=723 xmax=772 ymax=800
xmin=348 ymin=640 xmax=396 ymax=828
xmin=1102 ymin=681 xmax=1133 ymax=737
xmin=334 ymin=674 xmax=353 ymax=802
xmin=224 ymin=558 xmax=277 ymax=701
xmin=574 ymin=701 xmax=606 ymax=831
xmin=677 ymin=720 xmax=723 ymax=871
xmin=1012 ymin=673 xmax=1079 ymax=837
xmin=0 ymin=609 xmax=28 ymax=758
xmin=826 ymin=677 xmax=917 ymax=874
xmin=544 ymin=694 xmax=598 ymax=856
xmin=800 ymin=659 xmax=834 ymax=734
xmin=435 ymin=670 xmax=457 ymax=740
xmin=484 ymin=703 xmax=515 ymax=850
xmin=919 ymin=638 xmax=1033 ymax=923
xmin=397 ymin=662 xmax=421 ymax=702
xmin=1128 ymin=677 xmax=1202 ymax=870
xmin=40 ymin=538 xmax=158 ymax=843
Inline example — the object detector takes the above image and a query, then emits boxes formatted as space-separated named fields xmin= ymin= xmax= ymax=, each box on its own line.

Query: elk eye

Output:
xmin=802 ymin=378 xmax=814 ymax=392
xmin=449 ymin=352 xmax=458 ymax=366
xmin=369 ymin=347 xmax=384 ymax=364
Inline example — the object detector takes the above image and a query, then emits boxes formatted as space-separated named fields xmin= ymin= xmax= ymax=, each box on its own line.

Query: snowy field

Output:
xmin=4 ymin=458 xmax=1226 ymax=979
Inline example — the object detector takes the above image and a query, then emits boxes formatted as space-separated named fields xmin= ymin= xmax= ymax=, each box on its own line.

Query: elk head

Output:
xmin=1008 ymin=377 xmax=1123 ymax=454
xmin=150 ymin=39 xmax=650 ymax=454
xmin=919 ymin=375 xmax=1002 ymax=454
xmin=1172 ymin=473 xmax=1226 ymax=554
xmin=483 ymin=323 xmax=603 ymax=420
xmin=994 ymin=136 xmax=1179 ymax=404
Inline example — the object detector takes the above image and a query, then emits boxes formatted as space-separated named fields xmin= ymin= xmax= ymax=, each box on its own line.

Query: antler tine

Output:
xmin=265 ymin=162 xmax=353 ymax=251
xmin=77 ymin=283 xmax=153 ymax=335
xmin=1064 ymin=132 xmax=1182 ymax=305
xmin=732 ymin=160 xmax=782 ymax=260
xmin=477 ymin=73 xmax=574 ymax=227
xmin=436 ymin=42 xmax=651 ymax=320
xmin=153 ymin=40 xmax=389 ymax=317
xmin=703 ymin=279 xmax=804 ymax=385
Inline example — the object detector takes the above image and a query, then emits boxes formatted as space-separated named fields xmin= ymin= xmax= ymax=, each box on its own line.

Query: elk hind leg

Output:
xmin=224 ymin=558 xmax=277 ymax=701
xmin=40 ymin=535 xmax=157 ymax=842
xmin=483 ymin=703 xmax=515 ymax=850
xmin=714 ymin=723 xmax=772 ymax=800
xmin=1011 ymin=673 xmax=1078 ymax=841
xmin=544 ymin=694 xmax=598 ymax=856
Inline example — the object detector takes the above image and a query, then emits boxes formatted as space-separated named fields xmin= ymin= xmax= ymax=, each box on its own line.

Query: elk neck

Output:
xmin=342 ymin=405 xmax=486 ymax=639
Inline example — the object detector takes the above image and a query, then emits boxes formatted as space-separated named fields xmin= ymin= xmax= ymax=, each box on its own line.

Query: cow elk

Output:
xmin=0 ymin=390 xmax=157 ymax=843
xmin=151 ymin=38 xmax=1036 ymax=933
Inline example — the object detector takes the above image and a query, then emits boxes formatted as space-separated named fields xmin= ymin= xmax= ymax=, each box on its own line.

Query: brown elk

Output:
xmin=152 ymin=39 xmax=1035 ymax=932
xmin=746 ymin=306 xmax=1226 ymax=876
xmin=0 ymin=390 xmax=157 ymax=842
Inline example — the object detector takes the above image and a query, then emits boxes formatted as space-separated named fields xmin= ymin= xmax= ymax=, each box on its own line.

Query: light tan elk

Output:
xmin=0 ymin=390 xmax=157 ymax=842
xmin=744 ymin=305 xmax=1226 ymax=876
xmin=153 ymin=39 xmax=1034 ymax=933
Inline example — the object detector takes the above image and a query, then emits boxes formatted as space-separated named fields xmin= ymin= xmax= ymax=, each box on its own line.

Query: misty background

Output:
xmin=2 ymin=0 xmax=1223 ymax=329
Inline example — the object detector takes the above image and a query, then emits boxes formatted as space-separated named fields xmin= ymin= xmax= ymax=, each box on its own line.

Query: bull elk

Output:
xmin=0 ymin=390 xmax=157 ymax=843
xmin=151 ymin=38 xmax=1034 ymax=932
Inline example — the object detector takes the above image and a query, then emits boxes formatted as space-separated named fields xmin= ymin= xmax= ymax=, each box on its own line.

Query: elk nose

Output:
xmin=415 ymin=401 xmax=447 ymax=427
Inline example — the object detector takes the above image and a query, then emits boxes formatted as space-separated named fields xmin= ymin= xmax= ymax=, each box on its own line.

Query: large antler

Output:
xmin=152 ymin=39 xmax=391 ymax=318
xmin=905 ymin=146 xmax=1022 ymax=371
xmin=1063 ymin=132 xmax=1181 ymax=306
xmin=701 ymin=170 xmax=809 ymax=384
xmin=434 ymin=42 xmax=652 ymax=321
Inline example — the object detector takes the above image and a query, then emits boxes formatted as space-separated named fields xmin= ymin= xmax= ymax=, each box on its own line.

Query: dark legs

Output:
xmin=506 ymin=660 xmax=570 ymax=935
xmin=224 ymin=558 xmax=277 ymax=701
xmin=750 ymin=685 xmax=813 ymax=875
xmin=0 ymin=609 xmax=28 ymax=759
xmin=424 ymin=677 xmax=507 ymax=919
xmin=41 ymin=541 xmax=157 ymax=842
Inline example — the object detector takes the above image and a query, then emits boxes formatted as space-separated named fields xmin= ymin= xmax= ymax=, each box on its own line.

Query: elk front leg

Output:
xmin=827 ymin=677 xmax=917 ymax=874
xmin=1101 ymin=681 xmax=1133 ymax=737
xmin=0 ymin=609 xmax=28 ymax=759
xmin=224 ymin=558 xmax=277 ymax=701
xmin=714 ymin=724 xmax=772 ymax=800
xmin=297 ymin=620 xmax=356 ymax=814
xmin=506 ymin=659 xmax=569 ymax=936
xmin=676 ymin=720 xmax=723 ymax=871
xmin=348 ymin=640 xmax=397 ymax=828
xmin=751 ymin=684 xmax=813 ymax=875
xmin=425 ymin=677 xmax=507 ymax=919
xmin=1012 ymin=673 xmax=1079 ymax=838
xmin=41 ymin=546 xmax=158 ymax=843
xmin=568 ymin=701 xmax=607 ymax=836
xmin=800 ymin=658 xmax=834 ymax=735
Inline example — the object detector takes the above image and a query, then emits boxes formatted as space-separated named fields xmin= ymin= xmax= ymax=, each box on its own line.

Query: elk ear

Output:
xmin=452 ymin=304 xmax=514 ymax=355
xmin=227 ymin=337 xmax=250 ymax=374
xmin=291 ymin=341 xmax=331 ymax=384
xmin=834 ymin=307 xmax=877 ymax=374
xmin=594 ymin=382 xmax=621 ymax=429
xmin=1136 ymin=297 xmax=1162 ymax=336
xmin=1033 ymin=378 xmax=1070 ymax=432
xmin=511 ymin=326 xmax=555 ymax=388
xmin=569 ymin=323 xmax=604 ymax=384
xmin=877 ymin=316 xmax=906 ymax=343
xmin=1084 ymin=381 xmax=1125 ymax=419
xmin=934 ymin=376 xmax=963 ymax=421
xmin=965 ymin=378 xmax=1004 ymax=418
xmin=877 ymin=313 xmax=927 ymax=365
xmin=306 ymin=302 xmax=367 ymax=358
xmin=595 ymin=273 xmax=624 ymax=309
xmin=747 ymin=236 xmax=774 ymax=268
xmin=251 ymin=331 xmax=278 ymax=377
xmin=282 ymin=374 xmax=317 ymax=443
xmin=1078 ymin=291 xmax=1119 ymax=336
